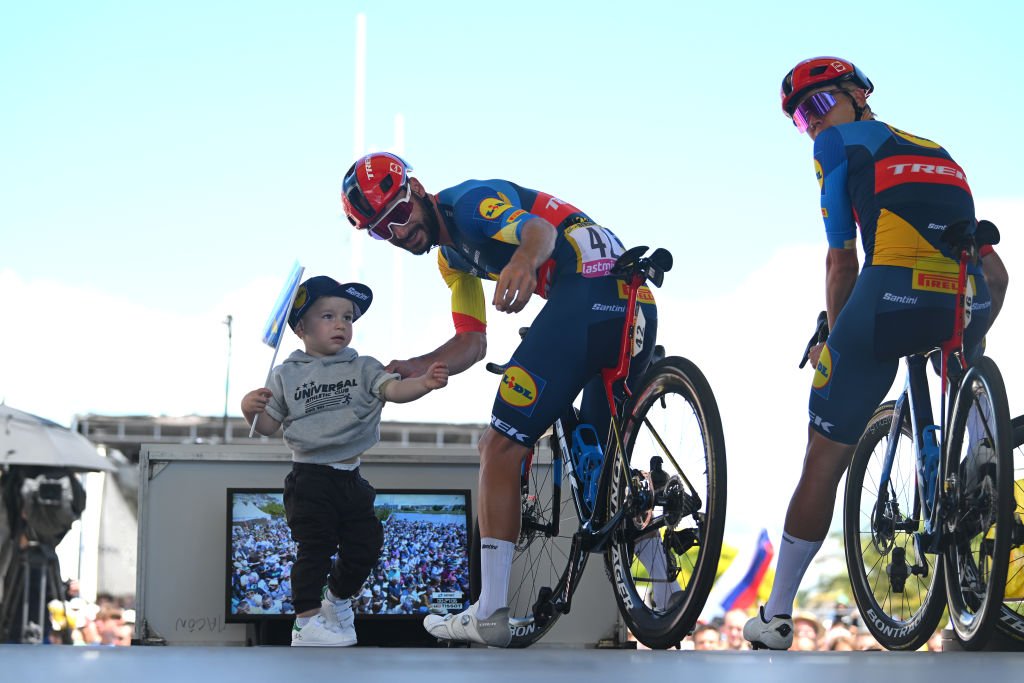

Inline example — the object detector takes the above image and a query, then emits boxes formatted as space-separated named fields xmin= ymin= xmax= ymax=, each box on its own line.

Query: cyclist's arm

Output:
xmin=385 ymin=253 xmax=488 ymax=378
xmin=982 ymin=248 xmax=1008 ymax=322
xmin=825 ymin=247 xmax=859 ymax=328
xmin=493 ymin=217 xmax=556 ymax=313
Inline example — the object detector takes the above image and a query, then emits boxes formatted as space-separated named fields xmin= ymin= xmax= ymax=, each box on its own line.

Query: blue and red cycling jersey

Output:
xmin=429 ymin=179 xmax=658 ymax=446
xmin=808 ymin=120 xmax=992 ymax=444
xmin=434 ymin=179 xmax=637 ymax=334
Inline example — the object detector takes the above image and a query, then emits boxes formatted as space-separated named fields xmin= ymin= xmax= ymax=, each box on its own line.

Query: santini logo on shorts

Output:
xmin=875 ymin=155 xmax=969 ymax=193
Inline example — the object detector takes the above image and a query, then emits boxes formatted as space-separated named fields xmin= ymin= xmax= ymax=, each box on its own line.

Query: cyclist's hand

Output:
xmin=493 ymin=253 xmax=536 ymax=313
xmin=423 ymin=362 xmax=449 ymax=390
xmin=807 ymin=343 xmax=824 ymax=369
xmin=241 ymin=388 xmax=272 ymax=415
xmin=385 ymin=359 xmax=425 ymax=379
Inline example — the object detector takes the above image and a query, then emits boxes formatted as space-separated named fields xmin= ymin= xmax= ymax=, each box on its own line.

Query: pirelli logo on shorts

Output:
xmin=616 ymin=282 xmax=655 ymax=304
xmin=912 ymin=271 xmax=975 ymax=295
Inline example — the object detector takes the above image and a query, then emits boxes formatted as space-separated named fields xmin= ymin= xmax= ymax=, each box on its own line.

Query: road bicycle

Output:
xmin=469 ymin=245 xmax=727 ymax=649
xmin=993 ymin=415 xmax=1024 ymax=643
xmin=839 ymin=219 xmax=1016 ymax=650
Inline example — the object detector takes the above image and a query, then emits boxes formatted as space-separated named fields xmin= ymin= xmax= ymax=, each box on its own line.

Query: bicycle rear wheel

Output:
xmin=843 ymin=400 xmax=946 ymax=650
xmin=469 ymin=428 xmax=581 ymax=648
xmin=604 ymin=356 xmax=726 ymax=649
xmin=943 ymin=356 xmax=1013 ymax=649
xmin=993 ymin=415 xmax=1024 ymax=641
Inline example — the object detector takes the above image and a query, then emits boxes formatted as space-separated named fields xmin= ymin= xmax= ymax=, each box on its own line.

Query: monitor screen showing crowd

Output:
xmin=225 ymin=488 xmax=472 ymax=622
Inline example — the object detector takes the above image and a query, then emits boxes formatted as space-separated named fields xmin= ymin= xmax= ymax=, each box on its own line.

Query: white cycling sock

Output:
xmin=764 ymin=532 xmax=822 ymax=620
xmin=635 ymin=534 xmax=677 ymax=608
xmin=477 ymin=537 xmax=513 ymax=619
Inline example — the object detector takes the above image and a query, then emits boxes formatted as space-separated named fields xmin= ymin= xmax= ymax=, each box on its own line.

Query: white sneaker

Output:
xmin=291 ymin=613 xmax=357 ymax=647
xmin=423 ymin=602 xmax=512 ymax=647
xmin=320 ymin=588 xmax=356 ymax=631
xmin=743 ymin=606 xmax=794 ymax=650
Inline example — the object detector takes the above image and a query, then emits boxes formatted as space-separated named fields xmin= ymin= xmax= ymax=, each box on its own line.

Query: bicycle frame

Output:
xmin=521 ymin=265 xmax=660 ymax=624
xmin=875 ymin=247 xmax=972 ymax=554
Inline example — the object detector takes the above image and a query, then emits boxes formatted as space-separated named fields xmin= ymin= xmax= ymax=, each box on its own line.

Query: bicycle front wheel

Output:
xmin=995 ymin=415 xmax=1024 ymax=642
xmin=943 ymin=356 xmax=1013 ymax=649
xmin=470 ymin=432 xmax=579 ymax=647
xmin=604 ymin=356 xmax=727 ymax=649
xmin=843 ymin=400 xmax=946 ymax=651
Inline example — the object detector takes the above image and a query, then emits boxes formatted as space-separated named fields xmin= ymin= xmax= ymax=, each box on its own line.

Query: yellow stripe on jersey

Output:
xmin=493 ymin=220 xmax=522 ymax=245
xmin=873 ymin=208 xmax=957 ymax=273
xmin=438 ymin=250 xmax=487 ymax=332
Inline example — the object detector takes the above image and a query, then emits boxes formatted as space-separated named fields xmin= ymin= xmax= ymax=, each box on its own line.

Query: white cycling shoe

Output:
xmin=743 ymin=606 xmax=794 ymax=650
xmin=423 ymin=602 xmax=513 ymax=647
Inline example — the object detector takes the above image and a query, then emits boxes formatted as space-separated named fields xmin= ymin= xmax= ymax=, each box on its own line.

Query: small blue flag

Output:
xmin=260 ymin=261 xmax=304 ymax=348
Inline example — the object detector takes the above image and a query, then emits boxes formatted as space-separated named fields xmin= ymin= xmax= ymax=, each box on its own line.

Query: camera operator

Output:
xmin=0 ymin=465 xmax=86 ymax=642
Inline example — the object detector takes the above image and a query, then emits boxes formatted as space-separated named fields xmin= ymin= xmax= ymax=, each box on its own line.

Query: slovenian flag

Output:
xmin=720 ymin=529 xmax=775 ymax=612
xmin=260 ymin=260 xmax=304 ymax=348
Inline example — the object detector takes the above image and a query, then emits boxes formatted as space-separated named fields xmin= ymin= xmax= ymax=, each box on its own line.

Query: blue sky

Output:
xmin=3 ymin=2 xmax=1023 ymax=545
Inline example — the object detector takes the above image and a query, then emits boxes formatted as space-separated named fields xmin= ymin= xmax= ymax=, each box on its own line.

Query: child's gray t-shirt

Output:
xmin=263 ymin=347 xmax=400 ymax=465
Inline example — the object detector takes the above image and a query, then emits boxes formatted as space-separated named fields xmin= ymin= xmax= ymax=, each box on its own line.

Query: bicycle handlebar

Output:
xmin=799 ymin=311 xmax=829 ymax=369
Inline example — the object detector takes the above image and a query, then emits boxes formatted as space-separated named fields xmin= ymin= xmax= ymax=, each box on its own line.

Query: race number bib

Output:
xmin=633 ymin=304 xmax=646 ymax=357
xmin=565 ymin=224 xmax=625 ymax=278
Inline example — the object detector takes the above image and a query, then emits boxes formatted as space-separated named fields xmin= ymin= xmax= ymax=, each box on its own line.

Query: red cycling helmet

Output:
xmin=341 ymin=152 xmax=411 ymax=230
xmin=781 ymin=57 xmax=873 ymax=118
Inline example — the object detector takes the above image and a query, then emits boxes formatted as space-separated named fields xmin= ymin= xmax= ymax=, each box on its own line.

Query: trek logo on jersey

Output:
xmin=812 ymin=343 xmax=836 ymax=399
xmin=886 ymin=125 xmax=941 ymax=149
xmin=478 ymin=192 xmax=513 ymax=220
xmin=499 ymin=365 xmax=542 ymax=412
xmin=814 ymin=159 xmax=824 ymax=189
xmin=875 ymin=155 xmax=970 ymax=193
xmin=615 ymin=282 xmax=655 ymax=304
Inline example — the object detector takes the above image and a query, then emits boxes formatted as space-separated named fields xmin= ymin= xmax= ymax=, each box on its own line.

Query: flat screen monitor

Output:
xmin=225 ymin=487 xmax=472 ymax=645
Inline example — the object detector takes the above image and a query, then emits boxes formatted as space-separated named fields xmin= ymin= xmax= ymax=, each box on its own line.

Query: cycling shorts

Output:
xmin=808 ymin=265 xmax=991 ymax=444
xmin=489 ymin=275 xmax=658 ymax=447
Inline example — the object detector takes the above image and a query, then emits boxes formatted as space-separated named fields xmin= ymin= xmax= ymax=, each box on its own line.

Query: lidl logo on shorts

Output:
xmin=812 ymin=343 xmax=836 ymax=399
xmin=478 ymin=192 xmax=513 ymax=220
xmin=499 ymin=365 xmax=544 ymax=415
xmin=815 ymin=159 xmax=824 ymax=189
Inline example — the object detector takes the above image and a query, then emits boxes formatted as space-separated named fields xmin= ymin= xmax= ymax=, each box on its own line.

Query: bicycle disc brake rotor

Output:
xmin=630 ymin=470 xmax=654 ymax=529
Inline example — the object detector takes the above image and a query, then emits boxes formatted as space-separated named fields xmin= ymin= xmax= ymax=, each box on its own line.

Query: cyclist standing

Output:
xmin=745 ymin=57 xmax=1009 ymax=650
xmin=341 ymin=154 xmax=660 ymax=646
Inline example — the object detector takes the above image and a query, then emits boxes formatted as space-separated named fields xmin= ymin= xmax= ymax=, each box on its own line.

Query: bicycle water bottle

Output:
xmin=571 ymin=424 xmax=604 ymax=508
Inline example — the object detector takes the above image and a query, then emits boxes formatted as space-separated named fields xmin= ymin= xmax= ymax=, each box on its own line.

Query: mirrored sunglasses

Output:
xmin=366 ymin=183 xmax=414 ymax=240
xmin=793 ymin=92 xmax=839 ymax=133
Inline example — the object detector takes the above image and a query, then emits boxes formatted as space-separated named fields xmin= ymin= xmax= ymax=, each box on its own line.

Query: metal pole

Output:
xmin=222 ymin=315 xmax=233 ymax=441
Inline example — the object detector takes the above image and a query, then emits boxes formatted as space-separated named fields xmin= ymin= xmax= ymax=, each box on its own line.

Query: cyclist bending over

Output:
xmin=341 ymin=154 xmax=660 ymax=646
xmin=745 ymin=56 xmax=1009 ymax=650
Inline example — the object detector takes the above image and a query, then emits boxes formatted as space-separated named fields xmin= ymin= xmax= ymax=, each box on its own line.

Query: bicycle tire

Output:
xmin=843 ymin=400 xmax=946 ymax=650
xmin=469 ymin=424 xmax=581 ymax=648
xmin=604 ymin=356 xmax=727 ymax=649
xmin=943 ymin=356 xmax=1013 ymax=649
xmin=994 ymin=415 xmax=1024 ymax=641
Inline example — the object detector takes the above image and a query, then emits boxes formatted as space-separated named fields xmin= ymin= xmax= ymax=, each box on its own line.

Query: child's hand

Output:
xmin=423 ymin=362 xmax=449 ymax=391
xmin=241 ymin=388 xmax=273 ymax=415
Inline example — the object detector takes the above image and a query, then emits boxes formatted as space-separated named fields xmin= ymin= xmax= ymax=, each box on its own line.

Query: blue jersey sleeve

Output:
xmin=814 ymin=127 xmax=857 ymax=249
xmin=449 ymin=182 xmax=538 ymax=246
